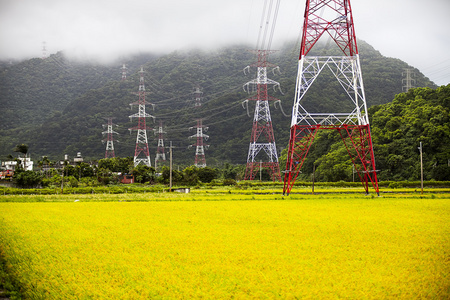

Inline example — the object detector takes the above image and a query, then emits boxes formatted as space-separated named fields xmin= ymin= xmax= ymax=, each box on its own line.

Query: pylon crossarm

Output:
xmin=296 ymin=112 xmax=366 ymax=127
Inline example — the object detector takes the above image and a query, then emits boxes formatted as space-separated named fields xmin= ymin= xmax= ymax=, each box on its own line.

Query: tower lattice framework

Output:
xmin=402 ymin=68 xmax=415 ymax=92
xmin=129 ymin=67 xmax=154 ymax=167
xmin=189 ymin=86 xmax=209 ymax=168
xmin=154 ymin=120 xmax=166 ymax=167
xmin=189 ymin=119 xmax=209 ymax=168
xmin=243 ymin=50 xmax=282 ymax=182
xmin=283 ymin=0 xmax=379 ymax=195
xmin=102 ymin=118 xmax=119 ymax=158
xmin=42 ymin=41 xmax=47 ymax=60
xmin=121 ymin=64 xmax=128 ymax=81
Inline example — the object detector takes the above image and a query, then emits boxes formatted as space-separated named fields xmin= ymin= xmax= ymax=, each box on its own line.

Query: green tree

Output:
xmin=14 ymin=144 xmax=28 ymax=156
xmin=198 ymin=167 xmax=217 ymax=183
xmin=98 ymin=157 xmax=133 ymax=173
xmin=131 ymin=165 xmax=155 ymax=183
xmin=13 ymin=170 xmax=42 ymax=188
xmin=183 ymin=166 xmax=199 ymax=185
xmin=160 ymin=166 xmax=183 ymax=185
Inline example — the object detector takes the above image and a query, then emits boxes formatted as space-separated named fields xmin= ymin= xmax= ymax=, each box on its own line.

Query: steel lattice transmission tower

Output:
xmin=102 ymin=118 xmax=119 ymax=158
xmin=189 ymin=119 xmax=209 ymax=168
xmin=154 ymin=120 xmax=166 ymax=168
xmin=121 ymin=64 xmax=128 ymax=81
xmin=283 ymin=0 xmax=379 ymax=195
xmin=42 ymin=41 xmax=47 ymax=60
xmin=402 ymin=68 xmax=415 ymax=92
xmin=129 ymin=67 xmax=154 ymax=167
xmin=243 ymin=50 xmax=282 ymax=181
xmin=188 ymin=86 xmax=209 ymax=168
xmin=194 ymin=86 xmax=202 ymax=107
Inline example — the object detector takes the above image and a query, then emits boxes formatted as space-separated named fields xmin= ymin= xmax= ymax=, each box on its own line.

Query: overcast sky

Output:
xmin=0 ymin=0 xmax=449 ymax=86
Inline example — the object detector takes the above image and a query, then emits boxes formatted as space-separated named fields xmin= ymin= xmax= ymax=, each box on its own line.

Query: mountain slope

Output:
xmin=0 ymin=40 xmax=437 ymax=167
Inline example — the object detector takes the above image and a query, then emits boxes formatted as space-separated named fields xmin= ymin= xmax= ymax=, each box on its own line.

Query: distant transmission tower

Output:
xmin=283 ymin=0 xmax=379 ymax=195
xmin=189 ymin=119 xmax=209 ymax=168
xmin=102 ymin=118 xmax=119 ymax=158
xmin=243 ymin=50 xmax=282 ymax=182
xmin=194 ymin=86 xmax=202 ymax=107
xmin=242 ymin=0 xmax=282 ymax=181
xmin=188 ymin=86 xmax=209 ymax=168
xmin=42 ymin=41 xmax=47 ymax=60
xmin=121 ymin=64 xmax=128 ymax=81
xmin=402 ymin=68 xmax=415 ymax=92
xmin=154 ymin=120 xmax=166 ymax=168
xmin=129 ymin=66 xmax=154 ymax=167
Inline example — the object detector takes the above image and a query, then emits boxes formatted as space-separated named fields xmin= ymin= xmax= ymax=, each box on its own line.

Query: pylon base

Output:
xmin=245 ymin=162 xmax=282 ymax=182
xmin=283 ymin=124 xmax=379 ymax=195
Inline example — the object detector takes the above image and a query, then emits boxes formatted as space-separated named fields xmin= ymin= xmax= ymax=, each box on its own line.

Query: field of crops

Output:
xmin=0 ymin=190 xmax=449 ymax=299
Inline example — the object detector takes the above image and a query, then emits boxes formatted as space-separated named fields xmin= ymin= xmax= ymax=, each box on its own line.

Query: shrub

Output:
xmin=223 ymin=179 xmax=237 ymax=186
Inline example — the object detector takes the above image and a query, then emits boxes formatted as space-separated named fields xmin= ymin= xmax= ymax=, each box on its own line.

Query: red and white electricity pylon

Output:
xmin=129 ymin=66 xmax=154 ymax=167
xmin=189 ymin=119 xmax=209 ymax=168
xmin=283 ymin=0 xmax=379 ymax=195
xmin=189 ymin=86 xmax=209 ymax=168
xmin=102 ymin=118 xmax=119 ymax=158
xmin=243 ymin=50 xmax=282 ymax=181
xmin=121 ymin=64 xmax=127 ymax=81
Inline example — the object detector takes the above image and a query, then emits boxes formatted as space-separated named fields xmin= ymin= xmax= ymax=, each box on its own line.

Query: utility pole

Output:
xmin=312 ymin=163 xmax=315 ymax=195
xmin=259 ymin=160 xmax=262 ymax=181
xmin=418 ymin=142 xmax=423 ymax=194
xmin=61 ymin=157 xmax=67 ymax=194
xmin=169 ymin=141 xmax=173 ymax=192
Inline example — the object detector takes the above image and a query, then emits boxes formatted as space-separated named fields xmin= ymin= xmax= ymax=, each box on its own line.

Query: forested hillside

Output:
xmin=0 ymin=40 xmax=440 ymax=177
xmin=282 ymin=85 xmax=450 ymax=182
xmin=0 ymin=52 xmax=158 ymax=129
xmin=371 ymin=86 xmax=450 ymax=181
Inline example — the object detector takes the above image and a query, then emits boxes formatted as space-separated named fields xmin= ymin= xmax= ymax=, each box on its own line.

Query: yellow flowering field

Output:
xmin=0 ymin=194 xmax=449 ymax=299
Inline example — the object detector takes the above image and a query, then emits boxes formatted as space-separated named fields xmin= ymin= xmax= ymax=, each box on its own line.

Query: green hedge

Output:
xmin=1 ymin=181 xmax=449 ymax=195
xmin=0 ymin=184 xmax=167 ymax=195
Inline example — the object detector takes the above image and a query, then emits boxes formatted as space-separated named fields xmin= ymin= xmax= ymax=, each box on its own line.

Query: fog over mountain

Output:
xmin=0 ymin=0 xmax=449 ymax=85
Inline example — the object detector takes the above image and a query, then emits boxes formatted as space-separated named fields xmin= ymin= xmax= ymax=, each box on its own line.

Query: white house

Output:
xmin=2 ymin=157 xmax=34 ymax=171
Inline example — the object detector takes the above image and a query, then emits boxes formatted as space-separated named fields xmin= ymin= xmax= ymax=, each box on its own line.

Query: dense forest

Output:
xmin=1 ymin=39 xmax=447 ymax=181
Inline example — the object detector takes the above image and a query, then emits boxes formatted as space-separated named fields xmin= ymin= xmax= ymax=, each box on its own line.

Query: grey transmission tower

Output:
xmin=402 ymin=68 xmax=415 ymax=92
xmin=154 ymin=120 xmax=166 ymax=169
xmin=102 ymin=118 xmax=119 ymax=158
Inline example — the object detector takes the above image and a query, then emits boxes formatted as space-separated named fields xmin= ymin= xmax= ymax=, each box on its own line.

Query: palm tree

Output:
xmin=14 ymin=144 xmax=29 ymax=169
